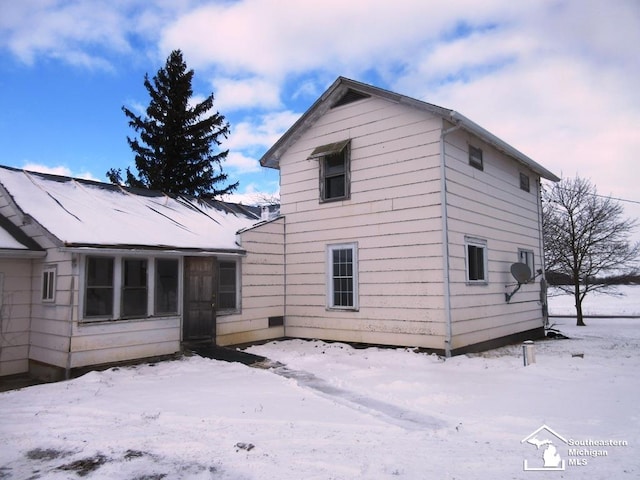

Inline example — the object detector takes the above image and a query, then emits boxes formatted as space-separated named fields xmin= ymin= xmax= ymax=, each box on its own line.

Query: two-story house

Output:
xmin=0 ymin=77 xmax=559 ymax=380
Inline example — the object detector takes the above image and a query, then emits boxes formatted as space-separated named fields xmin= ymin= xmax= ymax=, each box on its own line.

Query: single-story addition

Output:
xmin=0 ymin=166 xmax=284 ymax=379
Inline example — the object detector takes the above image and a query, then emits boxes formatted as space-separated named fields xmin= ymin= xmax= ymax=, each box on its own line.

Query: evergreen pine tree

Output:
xmin=107 ymin=50 xmax=238 ymax=197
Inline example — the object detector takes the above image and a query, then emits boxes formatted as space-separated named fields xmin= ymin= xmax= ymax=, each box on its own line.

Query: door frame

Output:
xmin=182 ymin=256 xmax=217 ymax=343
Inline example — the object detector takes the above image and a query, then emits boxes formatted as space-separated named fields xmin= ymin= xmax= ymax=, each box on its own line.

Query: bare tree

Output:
xmin=543 ymin=176 xmax=639 ymax=326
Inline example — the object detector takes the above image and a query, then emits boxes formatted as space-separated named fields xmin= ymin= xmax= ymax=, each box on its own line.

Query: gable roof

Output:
xmin=260 ymin=77 xmax=560 ymax=182
xmin=0 ymin=213 xmax=45 ymax=257
xmin=0 ymin=165 xmax=260 ymax=253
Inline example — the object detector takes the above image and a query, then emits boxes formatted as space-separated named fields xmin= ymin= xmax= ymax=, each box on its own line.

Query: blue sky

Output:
xmin=1 ymin=0 xmax=639 ymax=225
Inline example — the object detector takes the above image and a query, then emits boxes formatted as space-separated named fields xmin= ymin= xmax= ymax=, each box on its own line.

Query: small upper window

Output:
xmin=42 ymin=266 xmax=56 ymax=302
xmin=310 ymin=140 xmax=351 ymax=202
xmin=469 ymin=145 xmax=483 ymax=171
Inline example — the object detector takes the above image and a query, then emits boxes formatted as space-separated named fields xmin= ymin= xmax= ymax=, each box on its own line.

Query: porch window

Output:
xmin=327 ymin=243 xmax=358 ymax=309
xmin=465 ymin=237 xmax=488 ymax=283
xmin=217 ymin=261 xmax=238 ymax=311
xmin=469 ymin=145 xmax=483 ymax=171
xmin=42 ymin=266 xmax=56 ymax=302
xmin=85 ymin=256 xmax=114 ymax=317
xmin=310 ymin=140 xmax=351 ymax=202
xmin=122 ymin=259 xmax=148 ymax=318
xmin=155 ymin=259 xmax=179 ymax=314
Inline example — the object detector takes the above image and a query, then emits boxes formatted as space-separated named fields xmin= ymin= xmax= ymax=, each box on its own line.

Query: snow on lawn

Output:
xmin=1 ymin=291 xmax=639 ymax=479
xmin=548 ymin=285 xmax=640 ymax=317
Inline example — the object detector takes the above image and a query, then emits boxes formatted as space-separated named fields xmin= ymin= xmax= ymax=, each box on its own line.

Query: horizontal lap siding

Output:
xmin=0 ymin=259 xmax=33 ymax=375
xmin=218 ymin=218 xmax=285 ymax=345
xmin=443 ymin=130 xmax=545 ymax=349
xmin=69 ymin=317 xmax=180 ymax=368
xmin=280 ymin=97 xmax=446 ymax=349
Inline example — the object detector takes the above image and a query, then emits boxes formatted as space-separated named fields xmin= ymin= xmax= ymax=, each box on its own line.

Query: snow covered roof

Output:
xmin=0 ymin=166 xmax=261 ymax=253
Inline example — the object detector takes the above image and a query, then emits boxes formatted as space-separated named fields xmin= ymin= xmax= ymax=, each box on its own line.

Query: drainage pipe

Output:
xmin=440 ymin=119 xmax=461 ymax=357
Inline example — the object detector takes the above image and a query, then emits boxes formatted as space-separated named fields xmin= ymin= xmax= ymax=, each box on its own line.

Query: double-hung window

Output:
xmin=310 ymin=140 xmax=351 ymax=202
xmin=217 ymin=260 xmax=239 ymax=312
xmin=327 ymin=243 xmax=358 ymax=310
xmin=155 ymin=259 xmax=179 ymax=314
xmin=85 ymin=257 xmax=115 ymax=317
xmin=122 ymin=259 xmax=148 ymax=318
xmin=465 ymin=237 xmax=488 ymax=283
xmin=518 ymin=249 xmax=535 ymax=282
xmin=42 ymin=266 xmax=56 ymax=302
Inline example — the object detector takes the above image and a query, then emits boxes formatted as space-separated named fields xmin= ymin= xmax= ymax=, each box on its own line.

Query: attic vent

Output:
xmin=331 ymin=89 xmax=371 ymax=108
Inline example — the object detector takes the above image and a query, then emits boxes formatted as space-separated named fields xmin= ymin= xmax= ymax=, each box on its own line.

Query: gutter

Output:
xmin=440 ymin=120 xmax=462 ymax=357
xmin=449 ymin=111 xmax=560 ymax=182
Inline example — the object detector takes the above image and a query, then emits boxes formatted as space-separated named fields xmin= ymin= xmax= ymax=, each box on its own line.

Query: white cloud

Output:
xmin=226 ymin=110 xmax=300 ymax=151
xmin=224 ymin=152 xmax=261 ymax=174
xmin=22 ymin=163 xmax=100 ymax=181
xmin=213 ymin=76 xmax=281 ymax=111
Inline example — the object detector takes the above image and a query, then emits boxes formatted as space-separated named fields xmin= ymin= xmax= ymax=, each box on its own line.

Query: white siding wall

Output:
xmin=279 ymin=97 xmax=447 ymax=349
xmin=443 ymin=129 xmax=545 ymax=349
xmin=0 ymin=191 xmax=76 ymax=376
xmin=218 ymin=217 xmax=285 ymax=345
xmin=0 ymin=259 xmax=33 ymax=376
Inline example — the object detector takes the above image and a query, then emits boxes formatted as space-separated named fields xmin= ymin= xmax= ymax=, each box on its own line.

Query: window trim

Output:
xmin=155 ymin=258 xmax=180 ymax=315
xmin=42 ymin=265 xmax=57 ymax=303
xmin=469 ymin=145 xmax=484 ymax=171
xmin=518 ymin=249 xmax=535 ymax=283
xmin=465 ymin=237 xmax=488 ymax=284
xmin=121 ymin=258 xmax=148 ymax=319
xmin=312 ymin=139 xmax=351 ymax=202
xmin=217 ymin=258 xmax=241 ymax=315
xmin=81 ymin=254 xmax=182 ymax=322
xmin=326 ymin=242 xmax=359 ymax=310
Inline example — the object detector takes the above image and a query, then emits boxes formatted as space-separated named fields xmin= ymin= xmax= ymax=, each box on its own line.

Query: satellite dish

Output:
xmin=510 ymin=263 xmax=532 ymax=284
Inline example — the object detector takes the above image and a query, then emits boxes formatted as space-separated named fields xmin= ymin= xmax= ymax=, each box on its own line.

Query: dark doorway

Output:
xmin=183 ymin=257 xmax=217 ymax=342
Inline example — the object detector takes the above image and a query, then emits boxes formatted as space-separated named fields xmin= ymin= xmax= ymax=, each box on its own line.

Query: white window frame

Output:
xmin=326 ymin=243 xmax=359 ymax=310
xmin=518 ymin=249 xmax=535 ymax=283
xmin=216 ymin=258 xmax=241 ymax=315
xmin=81 ymin=254 xmax=182 ymax=322
xmin=42 ymin=265 xmax=57 ymax=302
xmin=469 ymin=145 xmax=484 ymax=171
xmin=465 ymin=237 xmax=488 ymax=284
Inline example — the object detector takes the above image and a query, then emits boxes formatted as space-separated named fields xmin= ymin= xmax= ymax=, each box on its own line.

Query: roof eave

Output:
xmin=0 ymin=249 xmax=47 ymax=258
xmin=449 ymin=111 xmax=561 ymax=182
xmin=60 ymin=245 xmax=247 ymax=257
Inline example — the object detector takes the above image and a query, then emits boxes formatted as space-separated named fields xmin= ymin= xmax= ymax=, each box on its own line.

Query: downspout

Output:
xmin=65 ymin=256 xmax=76 ymax=380
xmin=536 ymin=179 xmax=549 ymax=328
xmin=440 ymin=120 xmax=461 ymax=357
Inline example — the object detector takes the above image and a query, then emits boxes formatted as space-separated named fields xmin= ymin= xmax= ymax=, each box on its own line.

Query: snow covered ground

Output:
xmin=1 ymin=288 xmax=639 ymax=479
